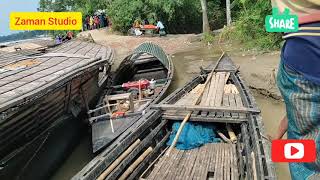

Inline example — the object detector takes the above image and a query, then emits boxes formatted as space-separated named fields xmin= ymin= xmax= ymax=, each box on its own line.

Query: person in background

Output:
xmin=55 ymin=35 xmax=62 ymax=44
xmin=133 ymin=19 xmax=141 ymax=28
xmin=156 ymin=19 xmax=166 ymax=36
xmin=143 ymin=18 xmax=149 ymax=25
xmin=272 ymin=0 xmax=320 ymax=179
xmin=89 ymin=16 xmax=94 ymax=30
xmin=94 ymin=15 xmax=100 ymax=29
xmin=100 ymin=14 xmax=105 ymax=28
xmin=62 ymin=31 xmax=73 ymax=42
xmin=85 ymin=15 xmax=90 ymax=30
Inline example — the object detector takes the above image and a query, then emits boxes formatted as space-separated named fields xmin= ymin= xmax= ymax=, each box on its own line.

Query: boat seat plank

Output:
xmin=146 ymin=143 xmax=237 ymax=180
xmin=214 ymin=72 xmax=225 ymax=107
xmin=214 ymin=73 xmax=226 ymax=118
xmin=228 ymin=94 xmax=239 ymax=119
xmin=200 ymin=77 xmax=211 ymax=117
xmin=235 ymin=94 xmax=246 ymax=119
xmin=207 ymin=73 xmax=217 ymax=107
xmin=223 ymin=95 xmax=231 ymax=118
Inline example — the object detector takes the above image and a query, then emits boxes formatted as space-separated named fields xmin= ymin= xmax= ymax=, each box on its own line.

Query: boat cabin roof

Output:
xmin=128 ymin=42 xmax=170 ymax=70
xmin=0 ymin=40 xmax=113 ymax=112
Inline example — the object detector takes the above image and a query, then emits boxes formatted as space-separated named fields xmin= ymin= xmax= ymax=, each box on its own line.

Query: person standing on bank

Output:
xmin=156 ymin=19 xmax=166 ymax=36
xmin=272 ymin=0 xmax=320 ymax=179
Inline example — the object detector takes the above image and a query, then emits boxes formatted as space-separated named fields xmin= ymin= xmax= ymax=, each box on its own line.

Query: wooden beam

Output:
xmin=152 ymin=104 xmax=260 ymax=113
xmin=163 ymin=115 xmax=246 ymax=123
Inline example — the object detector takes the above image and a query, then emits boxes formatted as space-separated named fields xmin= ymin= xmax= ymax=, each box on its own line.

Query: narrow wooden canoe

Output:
xmin=73 ymin=53 xmax=276 ymax=180
xmin=89 ymin=42 xmax=173 ymax=153
xmin=0 ymin=40 xmax=113 ymax=179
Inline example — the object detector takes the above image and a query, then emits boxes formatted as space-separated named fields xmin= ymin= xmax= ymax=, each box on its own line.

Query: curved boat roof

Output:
xmin=130 ymin=42 xmax=170 ymax=69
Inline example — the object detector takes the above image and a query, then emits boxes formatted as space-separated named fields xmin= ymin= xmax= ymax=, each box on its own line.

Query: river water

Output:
xmin=51 ymin=46 xmax=290 ymax=180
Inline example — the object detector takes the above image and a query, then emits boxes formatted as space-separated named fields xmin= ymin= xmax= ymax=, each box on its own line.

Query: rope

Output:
xmin=17 ymin=132 xmax=50 ymax=179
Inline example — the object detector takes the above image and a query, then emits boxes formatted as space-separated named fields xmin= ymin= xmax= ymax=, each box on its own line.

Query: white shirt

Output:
xmin=156 ymin=21 xmax=164 ymax=29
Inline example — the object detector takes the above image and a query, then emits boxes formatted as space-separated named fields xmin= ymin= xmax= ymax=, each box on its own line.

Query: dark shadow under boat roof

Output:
xmin=0 ymin=40 xmax=113 ymax=116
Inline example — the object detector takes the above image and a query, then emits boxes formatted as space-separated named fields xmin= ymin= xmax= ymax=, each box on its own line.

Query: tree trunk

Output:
xmin=226 ymin=0 xmax=232 ymax=25
xmin=200 ymin=0 xmax=210 ymax=33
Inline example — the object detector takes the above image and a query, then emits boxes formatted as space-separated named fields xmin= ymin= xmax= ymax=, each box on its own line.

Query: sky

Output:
xmin=0 ymin=0 xmax=39 ymax=36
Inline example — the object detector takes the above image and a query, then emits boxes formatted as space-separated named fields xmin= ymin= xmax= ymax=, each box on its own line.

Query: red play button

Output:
xmin=272 ymin=140 xmax=316 ymax=162
xmin=291 ymin=146 xmax=299 ymax=156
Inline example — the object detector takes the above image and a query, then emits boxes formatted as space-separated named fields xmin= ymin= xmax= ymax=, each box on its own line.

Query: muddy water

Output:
xmin=51 ymin=47 xmax=290 ymax=180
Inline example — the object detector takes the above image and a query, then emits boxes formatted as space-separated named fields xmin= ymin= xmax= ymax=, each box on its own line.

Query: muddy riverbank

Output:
xmin=51 ymin=32 xmax=290 ymax=179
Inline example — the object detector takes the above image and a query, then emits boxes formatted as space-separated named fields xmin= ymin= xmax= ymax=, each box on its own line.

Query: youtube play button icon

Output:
xmin=272 ymin=140 xmax=316 ymax=162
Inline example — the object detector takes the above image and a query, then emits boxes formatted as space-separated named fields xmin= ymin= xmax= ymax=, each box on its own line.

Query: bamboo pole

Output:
xmin=251 ymin=152 xmax=258 ymax=180
xmin=118 ymin=147 xmax=153 ymax=180
xmin=105 ymin=97 xmax=114 ymax=133
xmin=217 ymin=130 xmax=232 ymax=143
xmin=226 ymin=124 xmax=237 ymax=143
xmin=138 ymin=79 xmax=142 ymax=101
xmin=166 ymin=52 xmax=225 ymax=156
xmin=97 ymin=139 xmax=141 ymax=180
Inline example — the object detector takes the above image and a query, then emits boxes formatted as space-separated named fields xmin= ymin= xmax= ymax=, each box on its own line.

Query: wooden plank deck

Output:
xmin=162 ymin=72 xmax=248 ymax=123
xmin=146 ymin=143 xmax=238 ymax=180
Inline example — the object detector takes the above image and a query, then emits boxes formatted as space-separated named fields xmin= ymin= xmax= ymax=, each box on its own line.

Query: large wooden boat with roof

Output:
xmin=88 ymin=42 xmax=173 ymax=153
xmin=0 ymin=40 xmax=113 ymax=179
xmin=73 ymin=53 xmax=275 ymax=180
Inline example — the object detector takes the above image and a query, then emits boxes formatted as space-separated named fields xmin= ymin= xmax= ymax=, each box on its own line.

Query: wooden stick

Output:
xmin=251 ymin=152 xmax=258 ymax=180
xmin=97 ymin=139 xmax=141 ymax=180
xmin=88 ymin=99 xmax=151 ymax=114
xmin=118 ymin=147 xmax=153 ymax=180
xmin=226 ymin=124 xmax=237 ymax=143
xmin=217 ymin=130 xmax=232 ymax=143
xmin=138 ymin=79 xmax=142 ymax=101
xmin=225 ymin=72 xmax=230 ymax=84
xmin=105 ymin=97 xmax=114 ymax=133
xmin=166 ymin=52 xmax=225 ymax=156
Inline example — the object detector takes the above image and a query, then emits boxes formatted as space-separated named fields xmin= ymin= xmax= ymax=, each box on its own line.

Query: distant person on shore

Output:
xmin=89 ymin=16 xmax=94 ymax=30
xmin=99 ymin=14 xmax=105 ymax=28
xmin=62 ymin=31 xmax=73 ymax=42
xmin=143 ymin=19 xmax=149 ymax=25
xmin=85 ymin=15 xmax=90 ymax=30
xmin=133 ymin=19 xmax=141 ymax=28
xmin=156 ymin=19 xmax=166 ymax=36
xmin=271 ymin=0 xmax=320 ymax=179
xmin=55 ymin=35 xmax=62 ymax=44
xmin=132 ymin=19 xmax=142 ymax=36
xmin=94 ymin=16 xmax=100 ymax=29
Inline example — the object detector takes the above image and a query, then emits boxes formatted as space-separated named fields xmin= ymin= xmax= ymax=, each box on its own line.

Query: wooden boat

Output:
xmin=89 ymin=42 xmax=173 ymax=153
xmin=0 ymin=40 xmax=113 ymax=179
xmin=73 ymin=53 xmax=276 ymax=180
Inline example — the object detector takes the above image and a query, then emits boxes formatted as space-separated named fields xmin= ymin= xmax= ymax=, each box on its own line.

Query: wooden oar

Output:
xmin=166 ymin=52 xmax=225 ymax=156
xmin=97 ymin=139 xmax=141 ymax=180
xmin=118 ymin=147 xmax=153 ymax=180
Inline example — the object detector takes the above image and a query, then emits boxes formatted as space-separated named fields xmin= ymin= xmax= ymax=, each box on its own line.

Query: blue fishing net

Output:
xmin=167 ymin=122 xmax=221 ymax=150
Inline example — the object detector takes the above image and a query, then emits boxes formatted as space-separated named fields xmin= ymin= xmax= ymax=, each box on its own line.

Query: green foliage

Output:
xmin=202 ymin=32 xmax=214 ymax=43
xmin=106 ymin=0 xmax=203 ymax=33
xmin=227 ymin=0 xmax=282 ymax=50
